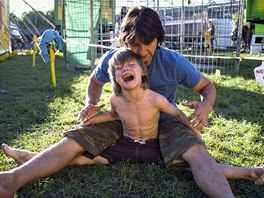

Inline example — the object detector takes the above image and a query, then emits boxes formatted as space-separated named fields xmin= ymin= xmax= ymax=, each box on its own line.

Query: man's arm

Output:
xmin=86 ymin=75 xmax=104 ymax=105
xmin=182 ymin=74 xmax=216 ymax=132
xmin=78 ymin=74 xmax=105 ymax=121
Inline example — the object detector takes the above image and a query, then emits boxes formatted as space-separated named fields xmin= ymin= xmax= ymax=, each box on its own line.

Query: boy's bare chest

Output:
xmin=116 ymin=102 xmax=159 ymax=125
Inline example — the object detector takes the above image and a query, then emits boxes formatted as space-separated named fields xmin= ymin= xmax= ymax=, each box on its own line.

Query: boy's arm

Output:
xmin=81 ymin=96 xmax=119 ymax=126
xmin=78 ymin=75 xmax=105 ymax=121
xmin=81 ymin=111 xmax=118 ymax=126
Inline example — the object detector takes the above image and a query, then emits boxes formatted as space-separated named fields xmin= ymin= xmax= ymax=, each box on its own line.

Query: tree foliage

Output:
xmin=10 ymin=9 xmax=54 ymax=38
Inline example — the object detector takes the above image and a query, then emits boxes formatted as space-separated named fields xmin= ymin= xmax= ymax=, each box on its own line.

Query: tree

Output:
xmin=10 ymin=9 xmax=54 ymax=38
xmin=208 ymin=0 xmax=216 ymax=4
xmin=21 ymin=10 xmax=54 ymax=36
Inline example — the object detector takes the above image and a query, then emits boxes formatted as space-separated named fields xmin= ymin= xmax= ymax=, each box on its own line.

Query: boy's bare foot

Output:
xmin=2 ymin=144 xmax=36 ymax=165
xmin=254 ymin=167 xmax=264 ymax=185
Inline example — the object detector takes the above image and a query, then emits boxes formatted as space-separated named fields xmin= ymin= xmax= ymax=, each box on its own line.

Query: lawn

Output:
xmin=0 ymin=54 xmax=263 ymax=197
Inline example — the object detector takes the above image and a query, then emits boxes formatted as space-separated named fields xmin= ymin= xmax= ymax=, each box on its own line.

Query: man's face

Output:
xmin=128 ymin=37 xmax=158 ymax=66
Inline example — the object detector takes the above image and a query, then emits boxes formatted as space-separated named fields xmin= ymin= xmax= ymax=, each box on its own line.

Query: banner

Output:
xmin=254 ymin=62 xmax=264 ymax=87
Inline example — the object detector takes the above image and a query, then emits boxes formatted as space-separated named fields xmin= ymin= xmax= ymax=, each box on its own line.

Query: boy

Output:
xmin=79 ymin=48 xmax=198 ymax=164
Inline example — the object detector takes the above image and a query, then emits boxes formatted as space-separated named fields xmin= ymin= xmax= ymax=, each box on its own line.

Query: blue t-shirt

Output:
xmin=93 ymin=47 xmax=201 ymax=120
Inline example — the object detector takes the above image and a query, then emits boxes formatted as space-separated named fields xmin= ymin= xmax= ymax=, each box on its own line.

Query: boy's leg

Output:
xmin=70 ymin=155 xmax=109 ymax=165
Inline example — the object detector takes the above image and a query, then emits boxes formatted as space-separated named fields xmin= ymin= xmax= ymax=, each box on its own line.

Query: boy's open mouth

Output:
xmin=123 ymin=74 xmax=134 ymax=82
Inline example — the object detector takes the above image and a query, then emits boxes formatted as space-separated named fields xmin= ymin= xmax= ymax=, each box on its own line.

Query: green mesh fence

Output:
xmin=64 ymin=0 xmax=100 ymax=67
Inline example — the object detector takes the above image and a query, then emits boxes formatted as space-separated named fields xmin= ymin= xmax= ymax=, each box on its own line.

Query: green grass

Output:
xmin=0 ymin=55 xmax=263 ymax=197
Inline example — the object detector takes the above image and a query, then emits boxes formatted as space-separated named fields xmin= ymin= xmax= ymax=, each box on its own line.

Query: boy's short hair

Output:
xmin=119 ymin=6 xmax=165 ymax=47
xmin=108 ymin=49 xmax=148 ymax=96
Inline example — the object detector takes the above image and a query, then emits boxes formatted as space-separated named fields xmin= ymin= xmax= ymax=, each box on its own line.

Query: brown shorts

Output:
xmin=158 ymin=118 xmax=204 ymax=167
xmin=64 ymin=118 xmax=204 ymax=167
xmin=65 ymin=121 xmax=123 ymax=159
xmin=99 ymin=136 xmax=162 ymax=164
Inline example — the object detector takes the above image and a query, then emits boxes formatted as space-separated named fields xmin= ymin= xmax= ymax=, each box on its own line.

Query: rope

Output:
xmin=64 ymin=39 xmax=118 ymax=50
xmin=184 ymin=54 xmax=241 ymax=61
xmin=64 ymin=39 xmax=245 ymax=61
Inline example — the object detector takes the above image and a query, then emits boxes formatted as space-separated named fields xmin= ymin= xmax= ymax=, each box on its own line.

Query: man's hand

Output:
xmin=182 ymin=100 xmax=212 ymax=132
xmin=77 ymin=104 xmax=105 ymax=121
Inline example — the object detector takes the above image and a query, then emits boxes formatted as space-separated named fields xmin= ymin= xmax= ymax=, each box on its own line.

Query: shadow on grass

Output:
xmin=214 ymin=85 xmax=263 ymax=128
xmin=177 ymin=81 xmax=264 ymax=129
xmin=0 ymin=55 xmax=88 ymax=144
xmin=233 ymin=59 xmax=262 ymax=81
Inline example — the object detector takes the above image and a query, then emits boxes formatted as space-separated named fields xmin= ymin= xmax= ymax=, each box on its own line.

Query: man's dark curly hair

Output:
xmin=119 ymin=6 xmax=165 ymax=47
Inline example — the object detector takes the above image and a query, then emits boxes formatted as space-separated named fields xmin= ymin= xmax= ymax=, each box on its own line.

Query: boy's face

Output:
xmin=128 ymin=37 xmax=158 ymax=66
xmin=115 ymin=59 xmax=144 ymax=91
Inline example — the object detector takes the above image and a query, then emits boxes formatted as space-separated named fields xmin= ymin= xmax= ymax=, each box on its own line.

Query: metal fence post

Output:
xmin=235 ymin=0 xmax=244 ymax=73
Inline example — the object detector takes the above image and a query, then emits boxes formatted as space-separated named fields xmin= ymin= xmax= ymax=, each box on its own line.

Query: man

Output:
xmin=0 ymin=6 xmax=263 ymax=198
xmin=78 ymin=48 xmax=196 ymax=164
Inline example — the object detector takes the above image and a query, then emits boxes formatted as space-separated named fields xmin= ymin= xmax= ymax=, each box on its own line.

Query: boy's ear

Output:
xmin=141 ymin=68 xmax=146 ymax=76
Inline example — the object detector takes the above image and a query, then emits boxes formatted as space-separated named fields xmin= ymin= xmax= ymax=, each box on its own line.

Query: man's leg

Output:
xmin=2 ymin=144 xmax=107 ymax=165
xmin=218 ymin=164 xmax=264 ymax=185
xmin=4 ymin=144 xmax=264 ymax=185
xmin=0 ymin=137 xmax=87 ymax=198
xmin=2 ymin=121 xmax=123 ymax=168
xmin=2 ymin=144 xmax=38 ymax=165
xmin=181 ymin=144 xmax=235 ymax=198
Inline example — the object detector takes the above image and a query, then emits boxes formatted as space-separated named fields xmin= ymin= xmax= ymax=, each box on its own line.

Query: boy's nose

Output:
xmin=122 ymin=65 xmax=129 ymax=71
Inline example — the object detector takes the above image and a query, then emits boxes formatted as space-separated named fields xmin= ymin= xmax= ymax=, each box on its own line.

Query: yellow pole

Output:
xmin=32 ymin=35 xmax=37 ymax=67
xmin=49 ymin=47 xmax=56 ymax=88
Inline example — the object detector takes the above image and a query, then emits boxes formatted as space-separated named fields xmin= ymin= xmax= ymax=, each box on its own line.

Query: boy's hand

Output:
xmin=191 ymin=126 xmax=202 ymax=139
xmin=77 ymin=104 xmax=105 ymax=121
xmin=80 ymin=119 xmax=91 ymax=126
